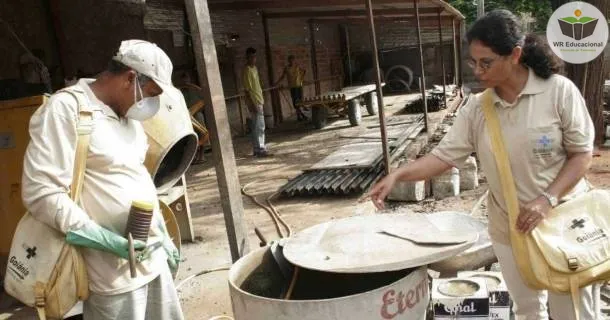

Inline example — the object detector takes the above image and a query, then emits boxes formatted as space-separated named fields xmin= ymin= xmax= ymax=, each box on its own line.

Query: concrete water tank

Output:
xmin=229 ymin=247 xmax=429 ymax=320
xmin=229 ymin=212 xmax=480 ymax=320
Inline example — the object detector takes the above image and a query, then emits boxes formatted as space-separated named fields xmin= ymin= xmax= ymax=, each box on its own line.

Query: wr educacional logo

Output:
xmin=546 ymin=2 xmax=608 ymax=64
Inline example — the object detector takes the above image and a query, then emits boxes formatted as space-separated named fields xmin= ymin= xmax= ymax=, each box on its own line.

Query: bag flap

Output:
xmin=531 ymin=189 xmax=610 ymax=273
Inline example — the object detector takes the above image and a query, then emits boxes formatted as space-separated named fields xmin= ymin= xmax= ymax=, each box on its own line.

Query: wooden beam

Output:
xmin=184 ymin=0 xmax=250 ymax=262
xmin=414 ymin=0 xmax=429 ymax=132
xmin=437 ymin=9 xmax=446 ymax=107
xmin=211 ymin=0 xmax=447 ymax=11
xmin=265 ymin=7 xmax=439 ymax=19
xmin=365 ymin=0 xmax=390 ymax=175
xmin=308 ymin=20 xmax=321 ymax=95
xmin=311 ymin=16 xmax=456 ymax=27
xmin=262 ymin=13 xmax=282 ymax=124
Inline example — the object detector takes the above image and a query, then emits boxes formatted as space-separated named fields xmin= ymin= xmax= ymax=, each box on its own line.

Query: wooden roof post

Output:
xmin=184 ymin=0 xmax=250 ymax=262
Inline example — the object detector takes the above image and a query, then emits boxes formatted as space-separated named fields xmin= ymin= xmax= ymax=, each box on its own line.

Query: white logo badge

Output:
xmin=546 ymin=2 xmax=608 ymax=64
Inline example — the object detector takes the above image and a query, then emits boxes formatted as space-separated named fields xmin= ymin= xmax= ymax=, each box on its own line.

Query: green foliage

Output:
xmin=449 ymin=0 xmax=553 ymax=32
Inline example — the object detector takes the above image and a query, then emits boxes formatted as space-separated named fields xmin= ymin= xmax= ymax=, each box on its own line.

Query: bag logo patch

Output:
xmin=566 ymin=217 xmax=608 ymax=244
xmin=26 ymin=246 xmax=37 ymax=259
xmin=8 ymin=256 xmax=30 ymax=279
xmin=570 ymin=219 xmax=586 ymax=229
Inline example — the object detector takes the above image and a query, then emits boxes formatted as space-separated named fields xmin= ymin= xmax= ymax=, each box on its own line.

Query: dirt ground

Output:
xmin=176 ymin=93 xmax=610 ymax=320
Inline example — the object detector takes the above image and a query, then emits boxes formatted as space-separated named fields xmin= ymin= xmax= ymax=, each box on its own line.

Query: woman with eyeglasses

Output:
xmin=369 ymin=9 xmax=596 ymax=320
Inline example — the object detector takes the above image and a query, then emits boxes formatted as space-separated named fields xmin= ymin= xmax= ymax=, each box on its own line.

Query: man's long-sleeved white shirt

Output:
xmin=22 ymin=79 xmax=166 ymax=295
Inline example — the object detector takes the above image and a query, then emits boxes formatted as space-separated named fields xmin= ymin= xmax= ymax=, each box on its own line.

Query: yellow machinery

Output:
xmin=0 ymin=96 xmax=47 ymax=274
xmin=0 ymin=88 xmax=197 ymax=277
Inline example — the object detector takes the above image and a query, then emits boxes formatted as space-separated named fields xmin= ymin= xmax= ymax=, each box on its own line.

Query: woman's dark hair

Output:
xmin=466 ymin=9 xmax=563 ymax=79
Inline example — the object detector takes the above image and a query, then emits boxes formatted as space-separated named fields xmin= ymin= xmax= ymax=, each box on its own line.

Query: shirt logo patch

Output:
xmin=533 ymin=134 xmax=554 ymax=159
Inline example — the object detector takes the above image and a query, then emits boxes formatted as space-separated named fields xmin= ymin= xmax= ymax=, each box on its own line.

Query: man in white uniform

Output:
xmin=22 ymin=40 xmax=183 ymax=319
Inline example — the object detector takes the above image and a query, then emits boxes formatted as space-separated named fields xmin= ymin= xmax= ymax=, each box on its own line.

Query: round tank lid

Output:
xmin=283 ymin=211 xmax=479 ymax=273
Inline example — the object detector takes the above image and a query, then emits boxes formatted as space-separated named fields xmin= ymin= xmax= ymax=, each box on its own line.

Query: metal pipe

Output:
xmin=457 ymin=20 xmax=464 ymax=87
xmin=438 ymin=10 xmax=447 ymax=108
xmin=230 ymin=49 xmax=247 ymax=135
xmin=365 ymin=0 xmax=391 ymax=176
xmin=342 ymin=25 xmax=353 ymax=86
xmin=452 ymin=18 xmax=458 ymax=85
xmin=262 ymin=13 xmax=282 ymax=124
xmin=414 ymin=0 xmax=429 ymax=132
xmin=308 ymin=19 xmax=321 ymax=95
xmin=223 ymin=76 xmax=340 ymax=101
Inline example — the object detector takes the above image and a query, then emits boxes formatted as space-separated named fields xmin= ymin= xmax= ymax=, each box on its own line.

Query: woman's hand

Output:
xmin=368 ymin=172 xmax=399 ymax=210
xmin=517 ymin=196 xmax=552 ymax=233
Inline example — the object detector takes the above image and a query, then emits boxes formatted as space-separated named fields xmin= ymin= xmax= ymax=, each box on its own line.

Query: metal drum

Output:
xmin=229 ymin=247 xmax=429 ymax=320
xmin=142 ymin=87 xmax=198 ymax=193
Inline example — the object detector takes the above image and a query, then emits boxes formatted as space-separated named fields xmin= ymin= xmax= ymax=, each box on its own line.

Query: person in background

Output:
xmin=369 ymin=10 xmax=596 ymax=320
xmin=275 ymin=55 xmax=307 ymax=121
xmin=22 ymin=40 xmax=183 ymax=319
xmin=19 ymin=49 xmax=52 ymax=94
xmin=242 ymin=47 xmax=271 ymax=157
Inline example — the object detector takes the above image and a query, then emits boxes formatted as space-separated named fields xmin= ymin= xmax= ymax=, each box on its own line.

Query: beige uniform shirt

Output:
xmin=22 ymin=79 xmax=166 ymax=295
xmin=431 ymin=68 xmax=594 ymax=245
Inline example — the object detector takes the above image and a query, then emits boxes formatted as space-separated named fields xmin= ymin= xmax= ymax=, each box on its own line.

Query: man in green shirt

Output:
xmin=242 ymin=47 xmax=270 ymax=157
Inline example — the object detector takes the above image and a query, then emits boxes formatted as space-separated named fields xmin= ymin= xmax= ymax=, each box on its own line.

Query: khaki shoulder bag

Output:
xmin=4 ymin=87 xmax=91 ymax=320
xmin=481 ymin=89 xmax=610 ymax=319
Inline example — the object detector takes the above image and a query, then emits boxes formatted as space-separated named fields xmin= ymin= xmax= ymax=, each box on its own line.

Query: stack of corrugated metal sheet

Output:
xmin=280 ymin=116 xmax=424 ymax=197
xmin=279 ymin=161 xmax=385 ymax=196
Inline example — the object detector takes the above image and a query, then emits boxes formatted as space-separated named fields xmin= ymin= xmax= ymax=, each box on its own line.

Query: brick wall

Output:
xmin=268 ymin=18 xmax=343 ymax=119
xmin=0 ymin=0 xmax=60 ymax=83
xmin=210 ymin=10 xmax=271 ymax=130
xmin=347 ymin=21 xmax=457 ymax=88
xmin=349 ymin=23 xmax=455 ymax=51
xmin=210 ymin=12 xmax=344 ymax=124
xmin=58 ymin=0 xmax=148 ymax=77
xmin=1 ymin=0 xmax=192 ymax=86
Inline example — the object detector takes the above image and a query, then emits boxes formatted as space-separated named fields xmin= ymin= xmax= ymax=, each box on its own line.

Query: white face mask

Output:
xmin=125 ymin=75 xmax=160 ymax=121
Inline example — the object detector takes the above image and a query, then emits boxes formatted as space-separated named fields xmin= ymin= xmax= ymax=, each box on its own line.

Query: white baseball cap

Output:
xmin=112 ymin=39 xmax=175 ymax=94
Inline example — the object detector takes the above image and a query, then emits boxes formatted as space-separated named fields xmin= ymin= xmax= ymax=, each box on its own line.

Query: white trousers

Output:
xmin=83 ymin=264 xmax=184 ymax=320
xmin=493 ymin=242 xmax=601 ymax=320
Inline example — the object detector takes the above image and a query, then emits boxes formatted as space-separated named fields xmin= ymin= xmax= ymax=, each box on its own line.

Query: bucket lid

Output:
xmin=131 ymin=200 xmax=154 ymax=212
xmin=283 ymin=212 xmax=478 ymax=273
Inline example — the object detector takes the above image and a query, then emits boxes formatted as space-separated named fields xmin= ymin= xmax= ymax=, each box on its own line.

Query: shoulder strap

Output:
xmin=482 ymin=89 xmax=583 ymax=320
xmin=33 ymin=89 xmax=93 ymax=320
xmin=56 ymin=89 xmax=93 ymax=202
xmin=480 ymin=89 xmax=520 ymax=225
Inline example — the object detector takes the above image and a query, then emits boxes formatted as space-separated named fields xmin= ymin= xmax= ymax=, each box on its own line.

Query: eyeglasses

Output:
xmin=467 ymin=57 xmax=501 ymax=72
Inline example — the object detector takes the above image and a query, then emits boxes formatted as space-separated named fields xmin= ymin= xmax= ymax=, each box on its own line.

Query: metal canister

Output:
xmin=125 ymin=200 xmax=154 ymax=242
